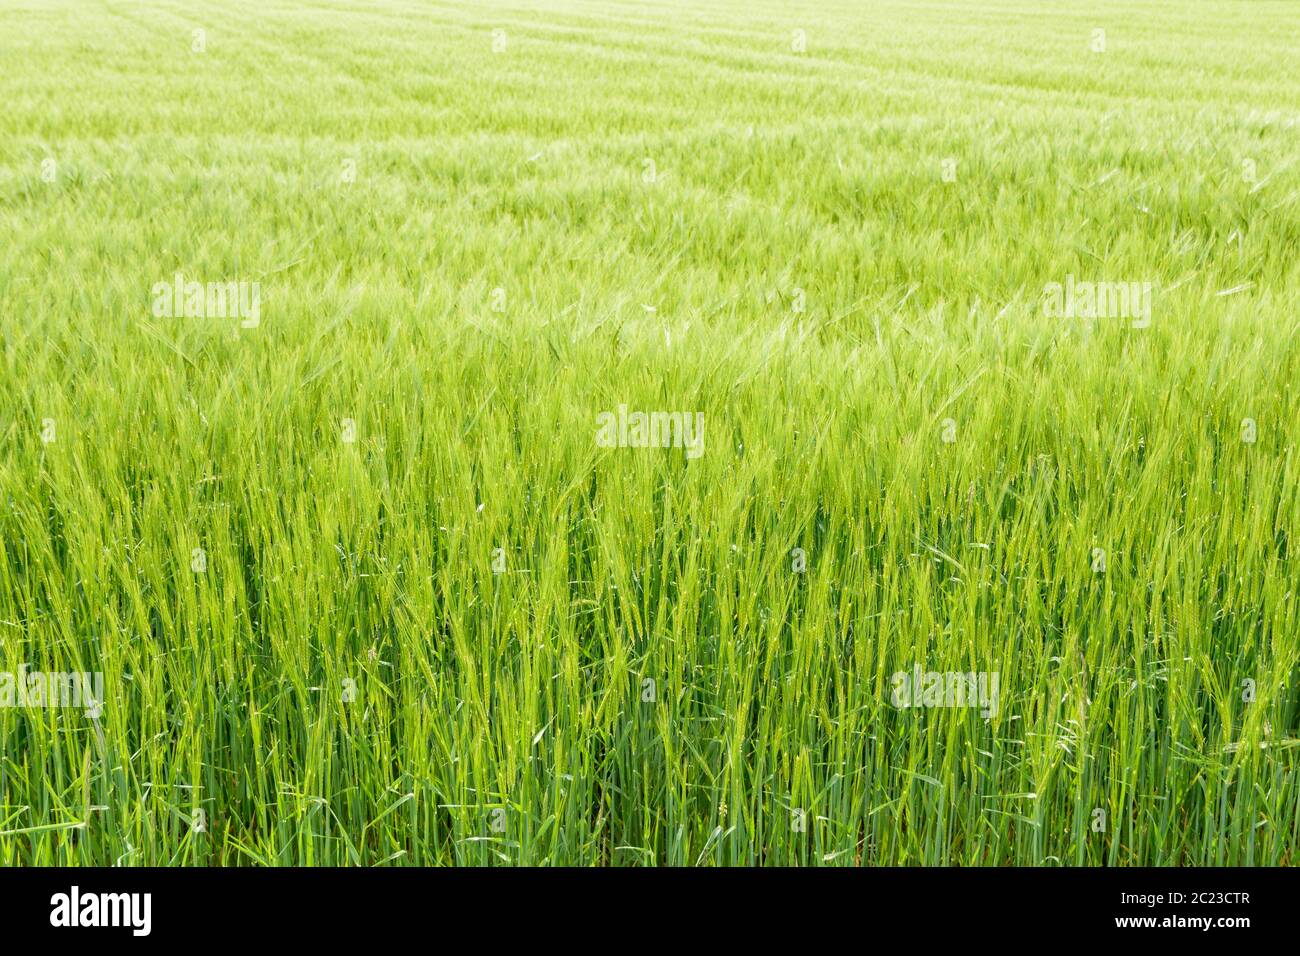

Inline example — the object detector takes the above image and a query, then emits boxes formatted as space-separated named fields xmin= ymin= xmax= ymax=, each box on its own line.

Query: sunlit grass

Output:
xmin=0 ymin=0 xmax=1298 ymax=865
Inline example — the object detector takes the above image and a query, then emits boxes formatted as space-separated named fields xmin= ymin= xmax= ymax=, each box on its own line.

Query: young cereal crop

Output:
xmin=0 ymin=0 xmax=1298 ymax=867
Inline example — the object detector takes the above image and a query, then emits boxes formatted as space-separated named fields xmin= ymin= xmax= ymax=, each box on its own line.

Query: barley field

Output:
xmin=1 ymin=0 xmax=1298 ymax=866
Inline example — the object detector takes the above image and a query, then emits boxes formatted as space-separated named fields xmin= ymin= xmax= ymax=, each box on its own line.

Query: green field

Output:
xmin=1 ymin=0 xmax=1298 ymax=866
